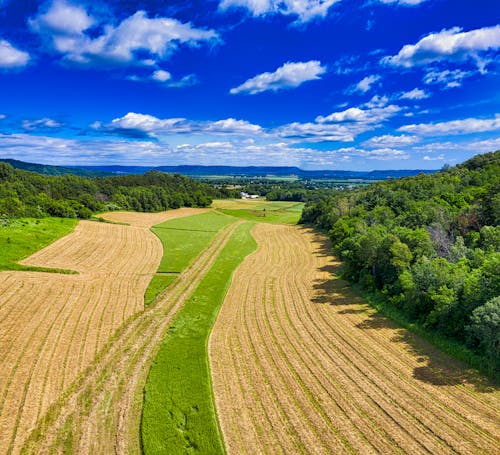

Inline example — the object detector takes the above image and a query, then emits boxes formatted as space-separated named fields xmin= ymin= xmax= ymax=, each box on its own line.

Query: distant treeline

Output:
xmin=301 ymin=151 xmax=500 ymax=373
xmin=0 ymin=162 xmax=232 ymax=219
xmin=207 ymin=178 xmax=356 ymax=203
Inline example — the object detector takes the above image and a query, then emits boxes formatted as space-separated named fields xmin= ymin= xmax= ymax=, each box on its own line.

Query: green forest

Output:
xmin=301 ymin=151 xmax=500 ymax=374
xmin=0 ymin=162 xmax=232 ymax=219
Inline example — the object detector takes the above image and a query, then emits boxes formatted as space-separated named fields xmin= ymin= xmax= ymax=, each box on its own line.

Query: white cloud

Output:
xmin=423 ymin=68 xmax=473 ymax=89
xmin=363 ymin=134 xmax=419 ymax=148
xmin=277 ymin=104 xmax=401 ymax=143
xmin=230 ymin=61 xmax=326 ymax=95
xmin=377 ymin=0 xmax=428 ymax=5
xmin=30 ymin=2 xmax=219 ymax=68
xmin=203 ymin=118 xmax=263 ymax=134
xmin=106 ymin=112 xmax=263 ymax=137
xmin=276 ymin=122 xmax=357 ymax=142
xmin=0 ymin=114 xmax=5 ymax=120
xmin=423 ymin=154 xmax=445 ymax=161
xmin=382 ymin=25 xmax=500 ymax=71
xmin=0 ymin=39 xmax=30 ymax=68
xmin=30 ymin=0 xmax=94 ymax=35
xmin=22 ymin=118 xmax=63 ymax=130
xmin=364 ymin=95 xmax=389 ymax=108
xmin=350 ymin=74 xmax=381 ymax=94
xmin=362 ymin=148 xmax=410 ymax=160
xmin=399 ymin=114 xmax=500 ymax=136
xmin=399 ymin=88 xmax=430 ymax=100
xmin=219 ymin=0 xmax=340 ymax=23
xmin=316 ymin=104 xmax=400 ymax=124
xmin=151 ymin=70 xmax=171 ymax=82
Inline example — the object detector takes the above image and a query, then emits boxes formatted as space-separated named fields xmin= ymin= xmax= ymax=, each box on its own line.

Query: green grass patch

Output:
xmin=152 ymin=211 xmax=235 ymax=273
xmin=144 ymin=274 xmax=178 ymax=306
xmin=0 ymin=217 xmax=77 ymax=272
xmin=217 ymin=207 xmax=302 ymax=224
xmin=141 ymin=222 xmax=257 ymax=454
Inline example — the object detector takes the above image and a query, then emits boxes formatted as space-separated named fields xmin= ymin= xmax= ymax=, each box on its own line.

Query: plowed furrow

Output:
xmin=0 ymin=209 xmax=202 ymax=454
xmin=20 ymin=219 xmax=242 ymax=454
xmin=210 ymin=224 xmax=500 ymax=455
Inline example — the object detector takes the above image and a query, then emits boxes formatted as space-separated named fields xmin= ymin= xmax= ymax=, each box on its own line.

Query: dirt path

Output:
xmin=0 ymin=209 xmax=206 ymax=455
xmin=20 ymin=218 xmax=243 ymax=454
xmin=210 ymin=224 xmax=500 ymax=454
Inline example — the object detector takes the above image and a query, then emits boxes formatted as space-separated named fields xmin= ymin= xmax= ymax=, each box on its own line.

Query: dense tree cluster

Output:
xmin=300 ymin=151 xmax=500 ymax=371
xmin=0 ymin=163 xmax=217 ymax=219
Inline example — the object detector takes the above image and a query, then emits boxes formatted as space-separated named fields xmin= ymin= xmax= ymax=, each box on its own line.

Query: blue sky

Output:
xmin=0 ymin=0 xmax=499 ymax=170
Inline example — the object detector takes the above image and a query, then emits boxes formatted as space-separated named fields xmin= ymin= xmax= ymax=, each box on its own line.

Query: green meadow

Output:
xmin=141 ymin=221 xmax=257 ymax=454
xmin=144 ymin=211 xmax=236 ymax=306
xmin=0 ymin=217 xmax=77 ymax=272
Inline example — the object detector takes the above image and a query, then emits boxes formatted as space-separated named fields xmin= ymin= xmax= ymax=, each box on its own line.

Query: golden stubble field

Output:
xmin=210 ymin=223 xmax=500 ymax=454
xmin=0 ymin=208 xmax=206 ymax=454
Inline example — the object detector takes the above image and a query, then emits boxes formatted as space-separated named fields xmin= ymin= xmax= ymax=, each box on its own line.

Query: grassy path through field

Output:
xmin=142 ymin=221 xmax=256 ymax=453
xmin=20 ymin=214 xmax=242 ymax=454
xmin=210 ymin=223 xmax=500 ymax=454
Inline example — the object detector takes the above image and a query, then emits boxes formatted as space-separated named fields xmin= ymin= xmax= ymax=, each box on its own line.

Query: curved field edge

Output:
xmin=141 ymin=221 xmax=257 ymax=454
xmin=144 ymin=211 xmax=236 ymax=306
xmin=0 ymin=217 xmax=77 ymax=272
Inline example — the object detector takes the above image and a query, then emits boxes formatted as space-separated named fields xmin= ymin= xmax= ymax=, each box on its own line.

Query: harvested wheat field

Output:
xmin=20 ymin=218 xmax=242 ymax=455
xmin=0 ymin=209 xmax=203 ymax=455
xmin=210 ymin=223 xmax=500 ymax=455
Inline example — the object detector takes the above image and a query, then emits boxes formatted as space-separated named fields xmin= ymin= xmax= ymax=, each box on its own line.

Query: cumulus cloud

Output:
xmin=277 ymin=103 xmax=402 ymax=143
xmin=362 ymin=134 xmax=419 ymax=148
xmin=29 ymin=1 xmax=219 ymax=68
xmin=22 ymin=117 xmax=63 ymax=130
xmin=382 ymin=25 xmax=500 ymax=71
xmin=399 ymin=88 xmax=430 ymax=100
xmin=423 ymin=68 xmax=473 ymax=89
xmin=105 ymin=112 xmax=263 ymax=138
xmin=316 ymin=104 xmax=400 ymax=124
xmin=423 ymin=154 xmax=445 ymax=161
xmin=230 ymin=61 xmax=326 ymax=95
xmin=219 ymin=0 xmax=340 ymax=23
xmin=376 ymin=0 xmax=429 ymax=5
xmin=0 ymin=39 xmax=30 ymax=69
xmin=151 ymin=70 xmax=171 ymax=82
xmin=349 ymin=75 xmax=381 ymax=94
xmin=399 ymin=114 xmax=500 ymax=136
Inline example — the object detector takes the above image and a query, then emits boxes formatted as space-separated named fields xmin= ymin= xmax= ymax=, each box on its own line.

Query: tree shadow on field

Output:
xmin=305 ymin=227 xmax=498 ymax=393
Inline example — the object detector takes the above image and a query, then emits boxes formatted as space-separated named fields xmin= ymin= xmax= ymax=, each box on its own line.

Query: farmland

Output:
xmin=0 ymin=209 xmax=204 ymax=454
xmin=210 ymin=223 xmax=500 ymax=454
xmin=142 ymin=221 xmax=256 ymax=453
xmin=212 ymin=198 xmax=304 ymax=224
xmin=0 ymin=201 xmax=498 ymax=454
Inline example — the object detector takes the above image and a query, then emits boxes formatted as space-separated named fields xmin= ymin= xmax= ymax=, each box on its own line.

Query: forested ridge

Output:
xmin=301 ymin=151 xmax=500 ymax=373
xmin=0 ymin=162 xmax=228 ymax=219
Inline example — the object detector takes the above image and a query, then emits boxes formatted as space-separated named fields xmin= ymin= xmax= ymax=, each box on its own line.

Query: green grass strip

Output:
xmin=216 ymin=207 xmax=302 ymax=225
xmin=141 ymin=221 xmax=257 ymax=454
xmin=0 ymin=217 xmax=77 ymax=272
xmin=152 ymin=211 xmax=235 ymax=274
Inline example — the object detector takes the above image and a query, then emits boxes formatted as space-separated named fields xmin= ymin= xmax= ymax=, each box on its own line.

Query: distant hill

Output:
xmin=73 ymin=164 xmax=437 ymax=180
xmin=0 ymin=159 xmax=110 ymax=177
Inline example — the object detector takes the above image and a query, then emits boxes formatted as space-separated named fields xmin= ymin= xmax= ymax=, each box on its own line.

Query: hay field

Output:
xmin=21 ymin=217 xmax=242 ymax=454
xmin=0 ymin=209 xmax=202 ymax=454
xmin=210 ymin=223 xmax=500 ymax=454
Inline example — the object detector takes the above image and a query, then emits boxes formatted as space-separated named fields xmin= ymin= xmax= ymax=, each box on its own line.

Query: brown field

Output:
xmin=210 ymin=223 xmax=500 ymax=454
xmin=0 ymin=209 xmax=205 ymax=454
xmin=99 ymin=208 xmax=208 ymax=227
xmin=20 ymin=218 xmax=242 ymax=454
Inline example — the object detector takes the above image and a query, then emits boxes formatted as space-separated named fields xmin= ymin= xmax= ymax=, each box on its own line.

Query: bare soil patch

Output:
xmin=210 ymin=223 xmax=500 ymax=454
